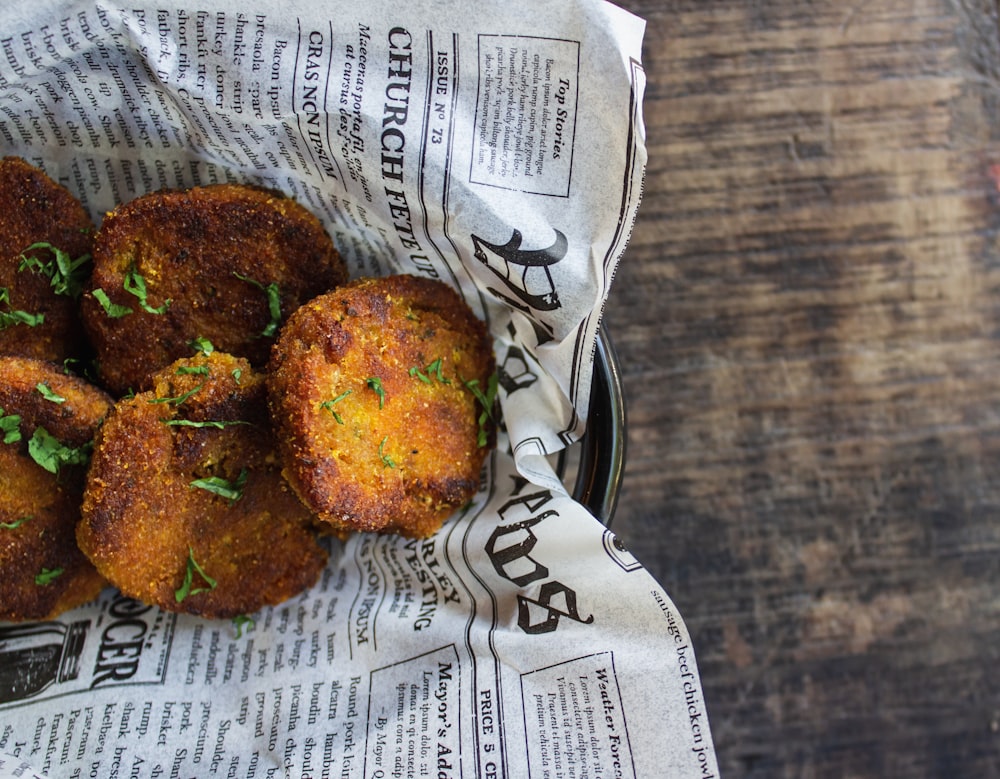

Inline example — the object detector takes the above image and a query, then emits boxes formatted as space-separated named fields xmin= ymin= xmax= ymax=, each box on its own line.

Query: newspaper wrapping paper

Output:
xmin=0 ymin=1 xmax=721 ymax=777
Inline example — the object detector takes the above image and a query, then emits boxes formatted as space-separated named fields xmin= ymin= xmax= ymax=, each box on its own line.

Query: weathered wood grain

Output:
xmin=606 ymin=0 xmax=1000 ymax=775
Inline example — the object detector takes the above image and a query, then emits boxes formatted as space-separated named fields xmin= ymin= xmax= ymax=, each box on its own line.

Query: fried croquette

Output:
xmin=0 ymin=157 xmax=95 ymax=364
xmin=0 ymin=356 xmax=112 ymax=621
xmin=77 ymin=350 xmax=328 ymax=618
xmin=80 ymin=183 xmax=348 ymax=395
xmin=267 ymin=274 xmax=497 ymax=538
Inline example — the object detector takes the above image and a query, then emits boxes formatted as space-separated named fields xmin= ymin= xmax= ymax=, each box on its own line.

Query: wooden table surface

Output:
xmin=603 ymin=1 xmax=1000 ymax=776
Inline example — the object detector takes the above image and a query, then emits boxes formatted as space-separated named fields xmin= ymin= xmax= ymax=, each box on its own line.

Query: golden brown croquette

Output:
xmin=77 ymin=350 xmax=328 ymax=618
xmin=0 ymin=157 xmax=95 ymax=364
xmin=0 ymin=356 xmax=112 ymax=621
xmin=80 ymin=184 xmax=347 ymax=395
xmin=267 ymin=274 xmax=496 ymax=538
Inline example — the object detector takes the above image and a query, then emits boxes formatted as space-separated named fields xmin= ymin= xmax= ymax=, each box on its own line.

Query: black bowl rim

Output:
xmin=571 ymin=325 xmax=627 ymax=525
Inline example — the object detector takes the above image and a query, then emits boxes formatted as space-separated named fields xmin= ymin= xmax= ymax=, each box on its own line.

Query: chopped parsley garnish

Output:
xmin=232 ymin=614 xmax=255 ymax=638
xmin=409 ymin=357 xmax=451 ymax=385
xmin=18 ymin=242 xmax=90 ymax=300
xmin=320 ymin=390 xmax=352 ymax=424
xmin=148 ymin=382 xmax=204 ymax=407
xmin=35 ymin=382 xmax=66 ymax=404
xmin=231 ymin=368 xmax=242 ymax=384
xmin=464 ymin=372 xmax=500 ymax=448
xmin=176 ymin=365 xmax=210 ymax=376
xmin=378 ymin=436 xmax=396 ymax=468
xmin=1 ymin=515 xmax=32 ymax=530
xmin=175 ymin=547 xmax=217 ymax=603
xmin=234 ymin=272 xmax=282 ymax=337
xmin=163 ymin=418 xmax=250 ymax=429
xmin=425 ymin=358 xmax=450 ymax=383
xmin=28 ymin=427 xmax=92 ymax=474
xmin=62 ymin=357 xmax=91 ymax=377
xmin=0 ymin=287 xmax=44 ymax=329
xmin=35 ymin=567 xmax=64 ymax=586
xmin=92 ymin=288 xmax=133 ymax=318
xmin=190 ymin=468 xmax=248 ymax=504
xmin=366 ymin=376 xmax=386 ymax=408
xmin=123 ymin=265 xmax=171 ymax=314
xmin=0 ymin=407 xmax=22 ymax=444
xmin=190 ymin=336 xmax=215 ymax=355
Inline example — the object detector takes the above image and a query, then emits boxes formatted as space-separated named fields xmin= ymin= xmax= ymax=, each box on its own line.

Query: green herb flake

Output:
xmin=234 ymin=272 xmax=282 ymax=338
xmin=426 ymin=358 xmax=450 ymax=383
xmin=366 ymin=376 xmax=386 ymax=409
xmin=190 ymin=337 xmax=215 ymax=355
xmin=148 ymin=382 xmax=204 ymax=407
xmin=190 ymin=468 xmax=248 ymax=504
xmin=378 ymin=436 xmax=396 ymax=468
xmin=319 ymin=390 xmax=352 ymax=424
xmin=18 ymin=242 xmax=91 ymax=300
xmin=35 ymin=567 xmax=64 ymax=586
xmin=28 ymin=427 xmax=92 ymax=474
xmin=0 ymin=308 xmax=44 ymax=329
xmin=92 ymin=288 xmax=133 ymax=318
xmin=0 ymin=407 xmax=22 ymax=445
xmin=175 ymin=365 xmax=210 ymax=376
xmin=409 ymin=358 xmax=450 ymax=385
xmin=35 ymin=382 xmax=66 ymax=404
xmin=175 ymin=547 xmax=217 ymax=603
xmin=232 ymin=614 xmax=255 ymax=638
xmin=231 ymin=368 xmax=242 ymax=385
xmin=124 ymin=265 xmax=171 ymax=314
xmin=1 ymin=515 xmax=32 ymax=530
xmin=163 ymin=418 xmax=250 ymax=430
xmin=0 ymin=287 xmax=44 ymax=330
xmin=62 ymin=357 xmax=87 ymax=377
xmin=408 ymin=366 xmax=431 ymax=384
xmin=464 ymin=372 xmax=500 ymax=448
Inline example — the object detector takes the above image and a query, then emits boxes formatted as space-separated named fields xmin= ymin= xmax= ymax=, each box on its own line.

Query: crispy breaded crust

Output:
xmin=80 ymin=184 xmax=347 ymax=395
xmin=267 ymin=274 xmax=496 ymax=538
xmin=0 ymin=157 xmax=95 ymax=363
xmin=0 ymin=356 xmax=112 ymax=621
xmin=78 ymin=351 xmax=328 ymax=618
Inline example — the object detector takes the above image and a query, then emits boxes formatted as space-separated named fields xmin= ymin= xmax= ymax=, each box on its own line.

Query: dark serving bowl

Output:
xmin=565 ymin=326 xmax=627 ymax=526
